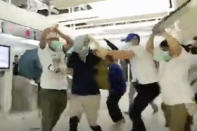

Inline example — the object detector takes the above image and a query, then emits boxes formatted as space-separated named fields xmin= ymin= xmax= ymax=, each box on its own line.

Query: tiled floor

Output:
xmin=0 ymin=76 xmax=196 ymax=131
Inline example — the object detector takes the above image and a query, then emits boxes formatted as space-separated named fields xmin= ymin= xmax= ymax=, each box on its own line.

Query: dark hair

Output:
xmin=181 ymin=44 xmax=192 ymax=52
xmin=160 ymin=40 xmax=169 ymax=48
xmin=193 ymin=36 xmax=197 ymax=41
xmin=14 ymin=55 xmax=19 ymax=57
xmin=135 ymin=35 xmax=140 ymax=43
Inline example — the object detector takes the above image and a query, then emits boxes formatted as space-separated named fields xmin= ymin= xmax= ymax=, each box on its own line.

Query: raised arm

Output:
xmin=88 ymin=36 xmax=134 ymax=60
xmin=106 ymin=50 xmax=135 ymax=60
xmin=39 ymin=28 xmax=51 ymax=49
xmin=153 ymin=25 xmax=182 ymax=57
xmin=146 ymin=34 xmax=155 ymax=55
xmin=161 ymin=31 xmax=182 ymax=57
xmin=56 ymin=29 xmax=73 ymax=47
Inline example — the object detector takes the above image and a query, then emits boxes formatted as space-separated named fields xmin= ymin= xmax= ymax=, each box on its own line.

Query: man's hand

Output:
xmin=43 ymin=28 xmax=52 ymax=36
xmin=186 ymin=103 xmax=197 ymax=115
xmin=51 ymin=24 xmax=59 ymax=32
xmin=152 ymin=24 xmax=165 ymax=35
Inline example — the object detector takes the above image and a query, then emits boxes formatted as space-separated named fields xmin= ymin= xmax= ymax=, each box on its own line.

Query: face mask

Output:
xmin=74 ymin=35 xmax=90 ymax=61
xmin=154 ymin=48 xmax=171 ymax=62
xmin=50 ymin=41 xmax=63 ymax=52
xmin=78 ymin=46 xmax=89 ymax=61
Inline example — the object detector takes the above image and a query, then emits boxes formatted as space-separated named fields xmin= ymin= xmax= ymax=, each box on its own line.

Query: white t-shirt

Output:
xmin=38 ymin=46 xmax=68 ymax=90
xmin=130 ymin=46 xmax=158 ymax=84
xmin=159 ymin=49 xmax=197 ymax=105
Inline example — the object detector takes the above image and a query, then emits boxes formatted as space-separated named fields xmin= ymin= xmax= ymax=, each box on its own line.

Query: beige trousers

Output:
xmin=69 ymin=94 xmax=101 ymax=126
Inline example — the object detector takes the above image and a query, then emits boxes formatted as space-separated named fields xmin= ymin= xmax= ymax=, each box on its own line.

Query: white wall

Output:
xmin=0 ymin=48 xmax=13 ymax=113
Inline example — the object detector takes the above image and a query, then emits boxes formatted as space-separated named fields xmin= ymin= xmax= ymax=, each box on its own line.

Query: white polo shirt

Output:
xmin=38 ymin=46 xmax=68 ymax=90
xmin=159 ymin=49 xmax=197 ymax=105
xmin=130 ymin=45 xmax=158 ymax=84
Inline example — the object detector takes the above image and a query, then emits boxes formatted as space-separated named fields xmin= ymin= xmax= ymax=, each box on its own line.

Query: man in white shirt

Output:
xmin=188 ymin=37 xmax=197 ymax=104
xmin=38 ymin=25 xmax=73 ymax=131
xmin=97 ymin=33 xmax=160 ymax=131
xmin=147 ymin=26 xmax=197 ymax=131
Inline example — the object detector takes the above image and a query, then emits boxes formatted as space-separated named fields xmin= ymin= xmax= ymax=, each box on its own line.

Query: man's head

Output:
xmin=160 ymin=40 xmax=169 ymax=51
xmin=154 ymin=40 xmax=172 ymax=62
xmin=73 ymin=35 xmax=90 ymax=61
xmin=184 ymin=36 xmax=197 ymax=54
xmin=121 ymin=33 xmax=140 ymax=46
xmin=14 ymin=55 xmax=19 ymax=62
xmin=45 ymin=32 xmax=68 ymax=52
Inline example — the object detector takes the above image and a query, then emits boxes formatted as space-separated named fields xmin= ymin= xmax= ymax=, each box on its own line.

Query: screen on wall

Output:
xmin=0 ymin=45 xmax=10 ymax=69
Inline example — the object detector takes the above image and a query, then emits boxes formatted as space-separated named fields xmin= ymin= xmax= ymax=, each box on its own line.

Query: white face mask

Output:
xmin=73 ymin=35 xmax=90 ymax=61
xmin=121 ymin=41 xmax=134 ymax=50
xmin=154 ymin=48 xmax=171 ymax=62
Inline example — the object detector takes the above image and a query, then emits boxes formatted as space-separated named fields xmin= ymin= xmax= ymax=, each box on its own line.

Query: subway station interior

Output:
xmin=0 ymin=0 xmax=197 ymax=131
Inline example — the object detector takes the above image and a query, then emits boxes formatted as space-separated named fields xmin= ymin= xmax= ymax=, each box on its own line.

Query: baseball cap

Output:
xmin=121 ymin=33 xmax=140 ymax=42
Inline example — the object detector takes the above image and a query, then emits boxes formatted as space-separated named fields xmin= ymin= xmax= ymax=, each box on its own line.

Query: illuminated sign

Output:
xmin=0 ymin=21 xmax=41 ymax=40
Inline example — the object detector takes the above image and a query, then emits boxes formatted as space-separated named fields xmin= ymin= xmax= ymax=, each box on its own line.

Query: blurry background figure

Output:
xmin=11 ymin=75 xmax=38 ymax=112
xmin=18 ymin=48 xmax=42 ymax=88
xmin=106 ymin=55 xmax=126 ymax=124
xmin=11 ymin=48 xmax=42 ymax=113
xmin=13 ymin=55 xmax=19 ymax=75
xmin=187 ymin=36 xmax=197 ymax=104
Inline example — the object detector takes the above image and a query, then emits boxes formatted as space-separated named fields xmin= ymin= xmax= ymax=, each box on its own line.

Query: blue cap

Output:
xmin=121 ymin=33 xmax=140 ymax=42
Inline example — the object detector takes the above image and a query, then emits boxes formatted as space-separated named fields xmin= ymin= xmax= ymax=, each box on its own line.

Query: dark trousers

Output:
xmin=107 ymin=92 xmax=124 ymax=122
xmin=129 ymin=82 xmax=160 ymax=131
xmin=39 ymin=89 xmax=67 ymax=131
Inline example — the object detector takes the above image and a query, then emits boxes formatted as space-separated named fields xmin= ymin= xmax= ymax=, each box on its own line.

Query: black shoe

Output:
xmin=69 ymin=116 xmax=79 ymax=131
xmin=90 ymin=125 xmax=102 ymax=131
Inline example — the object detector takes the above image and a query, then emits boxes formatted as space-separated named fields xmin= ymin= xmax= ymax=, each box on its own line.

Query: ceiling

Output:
xmin=52 ymin=0 xmax=107 ymax=9
xmin=2 ymin=0 xmax=196 ymax=50
xmin=1 ymin=0 xmax=173 ymax=42
xmin=52 ymin=0 xmax=171 ymax=40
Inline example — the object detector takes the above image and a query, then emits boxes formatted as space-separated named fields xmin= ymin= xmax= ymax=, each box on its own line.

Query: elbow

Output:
xmin=68 ymin=39 xmax=74 ymax=46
